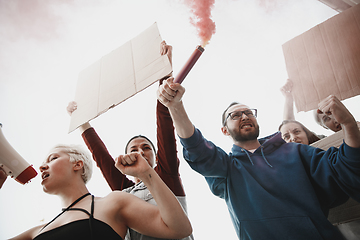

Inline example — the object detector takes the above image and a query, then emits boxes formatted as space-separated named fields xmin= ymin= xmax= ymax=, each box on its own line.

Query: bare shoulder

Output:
xmin=96 ymin=191 xmax=147 ymax=222
xmin=103 ymin=190 xmax=129 ymax=201
xmin=100 ymin=191 xmax=140 ymax=208
xmin=9 ymin=224 xmax=45 ymax=240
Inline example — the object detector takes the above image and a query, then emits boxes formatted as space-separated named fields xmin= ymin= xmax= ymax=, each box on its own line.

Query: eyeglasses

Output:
xmin=223 ymin=109 xmax=257 ymax=126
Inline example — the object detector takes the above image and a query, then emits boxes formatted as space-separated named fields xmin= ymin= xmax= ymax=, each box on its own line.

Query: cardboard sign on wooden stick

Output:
xmin=69 ymin=23 xmax=172 ymax=133
xmin=282 ymin=4 xmax=360 ymax=112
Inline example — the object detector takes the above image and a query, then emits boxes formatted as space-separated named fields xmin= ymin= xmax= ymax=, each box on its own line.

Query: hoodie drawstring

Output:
xmin=242 ymin=149 xmax=254 ymax=166
xmin=261 ymin=146 xmax=273 ymax=168
xmin=241 ymin=147 xmax=273 ymax=168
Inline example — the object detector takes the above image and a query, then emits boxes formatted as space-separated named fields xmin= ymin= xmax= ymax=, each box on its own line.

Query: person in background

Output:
xmin=314 ymin=97 xmax=344 ymax=133
xmin=280 ymin=79 xmax=359 ymax=135
xmin=314 ymin=110 xmax=342 ymax=132
xmin=67 ymin=41 xmax=194 ymax=240
xmin=278 ymin=119 xmax=320 ymax=145
xmin=156 ymin=77 xmax=360 ymax=240
xmin=6 ymin=144 xmax=192 ymax=240
xmin=280 ymin=79 xmax=325 ymax=142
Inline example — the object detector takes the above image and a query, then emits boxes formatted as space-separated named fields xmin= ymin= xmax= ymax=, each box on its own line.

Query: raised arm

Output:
xmin=317 ymin=95 xmax=360 ymax=148
xmin=280 ymin=79 xmax=296 ymax=121
xmin=155 ymin=87 xmax=185 ymax=195
xmin=67 ymin=101 xmax=134 ymax=190
xmin=160 ymin=40 xmax=172 ymax=67
xmin=157 ymin=77 xmax=194 ymax=139
xmin=66 ymin=101 xmax=92 ymax=135
xmin=115 ymin=153 xmax=192 ymax=239
xmin=155 ymin=41 xmax=185 ymax=196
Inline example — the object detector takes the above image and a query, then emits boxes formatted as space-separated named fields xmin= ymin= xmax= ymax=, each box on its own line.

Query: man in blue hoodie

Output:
xmin=157 ymin=77 xmax=360 ymax=240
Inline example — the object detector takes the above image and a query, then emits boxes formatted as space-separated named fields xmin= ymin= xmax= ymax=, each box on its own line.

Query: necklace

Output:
xmin=40 ymin=192 xmax=91 ymax=232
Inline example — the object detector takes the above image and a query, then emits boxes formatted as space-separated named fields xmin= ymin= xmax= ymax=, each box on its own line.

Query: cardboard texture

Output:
xmin=310 ymin=124 xmax=360 ymax=227
xmin=310 ymin=128 xmax=345 ymax=150
xmin=69 ymin=23 xmax=172 ymax=133
xmin=318 ymin=0 xmax=360 ymax=12
xmin=282 ymin=4 xmax=360 ymax=112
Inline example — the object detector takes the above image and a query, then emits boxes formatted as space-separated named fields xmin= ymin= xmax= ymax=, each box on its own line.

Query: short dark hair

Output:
xmin=125 ymin=135 xmax=156 ymax=154
xmin=278 ymin=120 xmax=320 ymax=145
xmin=222 ymin=102 xmax=243 ymax=126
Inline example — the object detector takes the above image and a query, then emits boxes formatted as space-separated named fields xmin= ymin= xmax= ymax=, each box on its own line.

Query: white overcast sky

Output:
xmin=1 ymin=0 xmax=358 ymax=239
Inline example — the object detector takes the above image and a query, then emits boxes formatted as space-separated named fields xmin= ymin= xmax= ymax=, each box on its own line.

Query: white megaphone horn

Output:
xmin=0 ymin=123 xmax=38 ymax=184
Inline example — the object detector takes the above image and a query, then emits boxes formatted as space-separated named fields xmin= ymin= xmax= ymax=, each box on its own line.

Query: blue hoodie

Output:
xmin=180 ymin=128 xmax=360 ymax=240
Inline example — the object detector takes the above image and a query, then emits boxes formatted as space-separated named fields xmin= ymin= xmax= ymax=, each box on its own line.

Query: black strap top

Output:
xmin=34 ymin=193 xmax=123 ymax=240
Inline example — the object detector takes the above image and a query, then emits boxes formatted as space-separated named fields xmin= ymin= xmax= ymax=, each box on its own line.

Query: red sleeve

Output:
xmin=82 ymin=128 xmax=134 ymax=191
xmin=154 ymin=89 xmax=185 ymax=196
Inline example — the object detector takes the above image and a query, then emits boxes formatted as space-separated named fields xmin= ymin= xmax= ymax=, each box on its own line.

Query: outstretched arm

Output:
xmin=280 ymin=79 xmax=295 ymax=121
xmin=67 ymin=101 xmax=92 ymax=134
xmin=115 ymin=153 xmax=192 ymax=239
xmin=67 ymin=101 xmax=134 ymax=190
xmin=156 ymin=41 xmax=185 ymax=196
xmin=317 ymin=95 xmax=360 ymax=148
xmin=160 ymin=40 xmax=172 ymax=67
xmin=157 ymin=77 xmax=194 ymax=139
xmin=155 ymin=86 xmax=185 ymax=196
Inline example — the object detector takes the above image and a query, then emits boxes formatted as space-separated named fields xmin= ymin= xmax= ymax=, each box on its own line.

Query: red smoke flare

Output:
xmin=184 ymin=0 xmax=216 ymax=46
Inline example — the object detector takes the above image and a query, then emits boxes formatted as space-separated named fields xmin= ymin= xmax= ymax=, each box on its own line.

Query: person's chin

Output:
xmin=42 ymin=185 xmax=50 ymax=193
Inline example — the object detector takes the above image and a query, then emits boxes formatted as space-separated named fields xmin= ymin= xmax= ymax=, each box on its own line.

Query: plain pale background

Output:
xmin=1 ymin=1 xmax=359 ymax=239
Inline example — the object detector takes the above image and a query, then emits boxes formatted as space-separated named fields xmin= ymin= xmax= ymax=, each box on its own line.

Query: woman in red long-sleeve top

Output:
xmin=79 ymin=88 xmax=185 ymax=196
xmin=67 ymin=41 xmax=193 ymax=240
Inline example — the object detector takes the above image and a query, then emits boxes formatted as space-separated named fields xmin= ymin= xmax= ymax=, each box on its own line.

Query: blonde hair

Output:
xmin=51 ymin=144 xmax=93 ymax=184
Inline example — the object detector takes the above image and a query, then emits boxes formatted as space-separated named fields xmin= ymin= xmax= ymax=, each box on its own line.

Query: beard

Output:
xmin=228 ymin=123 xmax=260 ymax=142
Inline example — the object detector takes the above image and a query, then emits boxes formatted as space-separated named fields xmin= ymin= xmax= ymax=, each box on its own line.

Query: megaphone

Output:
xmin=0 ymin=123 xmax=38 ymax=184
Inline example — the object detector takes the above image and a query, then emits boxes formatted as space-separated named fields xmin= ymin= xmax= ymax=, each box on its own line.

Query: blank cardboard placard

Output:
xmin=69 ymin=23 xmax=172 ymax=133
xmin=282 ymin=4 xmax=360 ymax=112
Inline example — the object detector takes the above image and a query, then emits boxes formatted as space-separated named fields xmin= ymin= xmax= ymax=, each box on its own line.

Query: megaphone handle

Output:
xmin=0 ymin=163 xmax=12 ymax=176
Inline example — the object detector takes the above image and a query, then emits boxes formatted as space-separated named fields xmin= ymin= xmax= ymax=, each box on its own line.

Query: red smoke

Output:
xmin=0 ymin=0 xmax=72 ymax=41
xmin=184 ymin=0 xmax=216 ymax=47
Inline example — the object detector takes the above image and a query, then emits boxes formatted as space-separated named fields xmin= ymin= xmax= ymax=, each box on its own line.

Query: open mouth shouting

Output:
xmin=240 ymin=122 xmax=254 ymax=130
xmin=41 ymin=172 xmax=50 ymax=183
